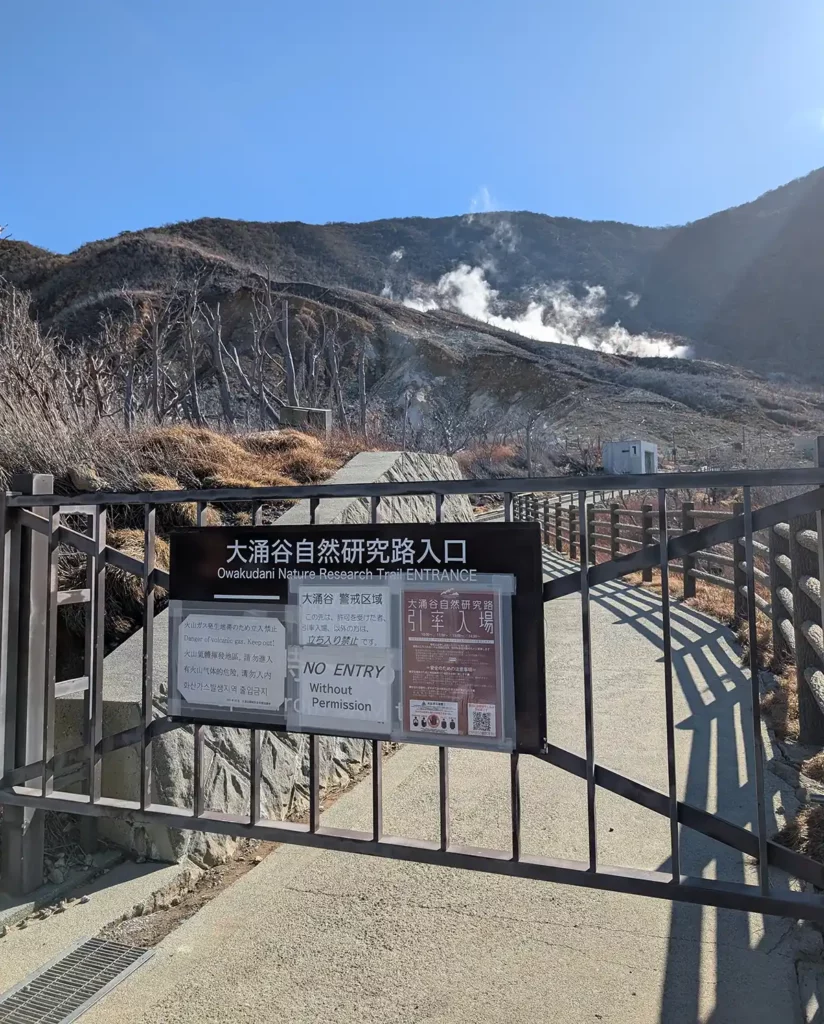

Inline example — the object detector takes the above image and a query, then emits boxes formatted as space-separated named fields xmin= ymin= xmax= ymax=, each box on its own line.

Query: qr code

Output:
xmin=468 ymin=703 xmax=496 ymax=737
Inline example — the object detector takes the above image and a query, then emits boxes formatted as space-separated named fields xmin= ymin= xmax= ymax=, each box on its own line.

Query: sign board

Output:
xmin=167 ymin=522 xmax=545 ymax=752
xmin=402 ymin=588 xmax=504 ymax=742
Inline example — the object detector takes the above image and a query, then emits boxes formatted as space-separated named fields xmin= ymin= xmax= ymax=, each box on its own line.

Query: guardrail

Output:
xmin=512 ymin=492 xmax=824 ymax=742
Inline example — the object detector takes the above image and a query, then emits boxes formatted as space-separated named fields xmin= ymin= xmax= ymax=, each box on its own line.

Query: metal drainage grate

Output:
xmin=0 ymin=937 xmax=153 ymax=1024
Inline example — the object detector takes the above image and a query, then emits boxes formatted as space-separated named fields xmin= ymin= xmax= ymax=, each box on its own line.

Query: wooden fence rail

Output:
xmin=513 ymin=492 xmax=824 ymax=744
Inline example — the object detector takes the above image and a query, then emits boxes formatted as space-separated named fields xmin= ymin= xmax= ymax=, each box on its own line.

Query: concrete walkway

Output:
xmin=79 ymin=552 xmax=816 ymax=1023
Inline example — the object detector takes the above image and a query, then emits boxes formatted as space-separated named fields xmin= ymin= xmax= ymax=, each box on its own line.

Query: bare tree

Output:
xmin=199 ymin=301 xmax=236 ymax=426
xmin=358 ymin=338 xmax=368 ymax=437
xmin=425 ymin=378 xmax=489 ymax=455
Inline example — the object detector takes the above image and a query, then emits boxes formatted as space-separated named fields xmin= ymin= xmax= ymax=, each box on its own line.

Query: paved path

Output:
xmin=83 ymin=551 xmax=815 ymax=1024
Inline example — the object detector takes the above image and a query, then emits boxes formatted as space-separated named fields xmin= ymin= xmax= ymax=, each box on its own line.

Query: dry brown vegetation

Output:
xmin=57 ymin=529 xmax=172 ymax=673
xmin=776 ymin=804 xmax=824 ymax=862
xmin=24 ymin=425 xmax=372 ymax=676
xmin=761 ymin=667 xmax=800 ymax=741
xmin=133 ymin=426 xmax=341 ymax=489
xmin=801 ymin=751 xmax=824 ymax=782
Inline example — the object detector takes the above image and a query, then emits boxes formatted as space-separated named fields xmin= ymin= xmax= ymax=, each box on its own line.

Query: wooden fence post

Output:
xmin=641 ymin=503 xmax=653 ymax=583
xmin=543 ymin=498 xmax=550 ymax=545
xmin=0 ymin=473 xmax=52 ymax=896
xmin=768 ymin=520 xmax=792 ymax=668
xmin=609 ymin=503 xmax=619 ymax=560
xmin=554 ymin=503 xmax=563 ymax=553
xmin=732 ymin=501 xmax=746 ymax=626
xmin=789 ymin=507 xmax=824 ymax=744
xmin=681 ymin=501 xmax=696 ymax=599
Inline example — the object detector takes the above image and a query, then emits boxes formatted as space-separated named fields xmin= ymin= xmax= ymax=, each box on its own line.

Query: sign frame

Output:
xmin=167 ymin=522 xmax=546 ymax=752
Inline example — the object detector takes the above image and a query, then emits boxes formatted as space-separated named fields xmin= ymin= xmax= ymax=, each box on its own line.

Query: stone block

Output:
xmin=280 ymin=406 xmax=332 ymax=437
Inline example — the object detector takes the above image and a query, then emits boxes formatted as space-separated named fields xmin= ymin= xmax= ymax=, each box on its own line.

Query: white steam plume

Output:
xmin=400 ymin=264 xmax=690 ymax=358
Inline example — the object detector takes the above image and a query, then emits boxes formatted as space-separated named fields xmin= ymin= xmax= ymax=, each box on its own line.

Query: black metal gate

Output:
xmin=3 ymin=467 xmax=824 ymax=922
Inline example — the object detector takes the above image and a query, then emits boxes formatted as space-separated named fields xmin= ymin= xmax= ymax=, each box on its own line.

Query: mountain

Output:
xmin=0 ymin=213 xmax=673 ymax=337
xmin=2 ymin=168 xmax=824 ymax=466
xmin=623 ymin=168 xmax=824 ymax=375
xmin=3 ymin=167 xmax=824 ymax=380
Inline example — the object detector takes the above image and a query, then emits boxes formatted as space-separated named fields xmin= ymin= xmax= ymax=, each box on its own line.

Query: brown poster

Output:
xmin=401 ymin=590 xmax=501 ymax=741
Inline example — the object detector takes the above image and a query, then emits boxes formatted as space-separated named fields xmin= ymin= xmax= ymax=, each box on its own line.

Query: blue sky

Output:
xmin=3 ymin=0 xmax=824 ymax=253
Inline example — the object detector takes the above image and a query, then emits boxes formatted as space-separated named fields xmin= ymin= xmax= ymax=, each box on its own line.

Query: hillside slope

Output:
xmin=0 ymin=212 xmax=673 ymax=332
xmin=3 ymin=167 xmax=824 ymax=392
xmin=624 ymin=168 xmax=824 ymax=373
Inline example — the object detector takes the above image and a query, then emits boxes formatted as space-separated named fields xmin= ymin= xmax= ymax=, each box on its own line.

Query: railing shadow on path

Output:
xmin=589 ymin=576 xmax=801 ymax=1024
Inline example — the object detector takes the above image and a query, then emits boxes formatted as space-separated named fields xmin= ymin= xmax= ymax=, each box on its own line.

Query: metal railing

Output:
xmin=4 ymin=467 xmax=824 ymax=921
xmin=513 ymin=489 xmax=824 ymax=744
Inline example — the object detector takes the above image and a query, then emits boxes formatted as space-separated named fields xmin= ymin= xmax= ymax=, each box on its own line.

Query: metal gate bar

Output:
xmin=744 ymin=485 xmax=770 ymax=894
xmin=2 ymin=777 xmax=822 ymax=921
xmin=578 ymin=490 xmax=597 ymax=871
xmin=658 ymin=488 xmax=681 ymax=882
xmin=4 ymin=468 xmax=824 ymax=921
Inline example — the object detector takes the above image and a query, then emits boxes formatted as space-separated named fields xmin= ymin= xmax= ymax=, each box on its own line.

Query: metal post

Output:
xmin=681 ymin=501 xmax=696 ymax=599
xmin=80 ymin=508 xmax=105 ymax=852
xmin=0 ymin=473 xmax=52 ymax=895
xmin=554 ymin=502 xmax=563 ymax=553
xmin=543 ymin=498 xmax=550 ymax=545
xmin=578 ymin=491 xmax=596 ymax=871
xmin=732 ymin=501 xmax=746 ymax=626
xmin=587 ymin=504 xmax=596 ymax=565
xmin=609 ymin=503 xmax=619 ymax=561
xmin=641 ymin=503 xmax=653 ymax=583
xmin=568 ymin=505 xmax=578 ymax=561
xmin=743 ymin=487 xmax=770 ymax=893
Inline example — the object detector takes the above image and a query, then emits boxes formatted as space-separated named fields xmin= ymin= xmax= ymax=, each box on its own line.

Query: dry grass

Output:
xmin=760 ymin=666 xmax=800 ymax=741
xmin=775 ymin=804 xmax=824 ymax=861
xmin=455 ymin=442 xmax=523 ymax=479
xmin=60 ymin=528 xmax=171 ymax=652
xmin=133 ymin=426 xmax=340 ymax=489
xmin=801 ymin=751 xmax=824 ymax=782
xmin=103 ymin=473 xmax=224 ymax=533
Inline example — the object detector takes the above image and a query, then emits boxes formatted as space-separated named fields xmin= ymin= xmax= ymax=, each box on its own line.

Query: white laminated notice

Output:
xmin=176 ymin=612 xmax=286 ymax=711
xmin=288 ymin=648 xmax=394 ymax=736
xmin=297 ymin=584 xmax=390 ymax=648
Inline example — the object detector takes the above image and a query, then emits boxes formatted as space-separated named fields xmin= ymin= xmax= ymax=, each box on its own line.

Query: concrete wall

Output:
xmin=55 ymin=451 xmax=474 ymax=866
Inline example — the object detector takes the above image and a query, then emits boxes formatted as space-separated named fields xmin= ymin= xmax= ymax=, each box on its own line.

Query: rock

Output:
xmin=47 ymin=867 xmax=65 ymax=885
xmin=796 ymin=925 xmax=824 ymax=958
xmin=136 ymin=855 xmax=146 ymax=864
xmin=79 ymin=895 xmax=91 ymax=905
xmin=0 ymin=925 xmax=7 ymax=938
xmin=253 ymin=855 xmax=263 ymax=864
xmin=170 ymin=896 xmax=181 ymax=907
xmin=68 ymin=466 xmax=108 ymax=492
